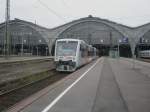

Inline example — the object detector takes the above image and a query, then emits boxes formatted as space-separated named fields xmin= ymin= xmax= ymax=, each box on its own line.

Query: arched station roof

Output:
xmin=1 ymin=16 xmax=150 ymax=55
xmin=49 ymin=16 xmax=132 ymax=40
xmin=48 ymin=16 xmax=150 ymax=55
xmin=0 ymin=18 xmax=51 ymax=45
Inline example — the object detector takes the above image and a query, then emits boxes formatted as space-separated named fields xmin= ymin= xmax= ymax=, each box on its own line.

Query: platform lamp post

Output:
xmin=21 ymin=39 xmax=26 ymax=56
xmin=145 ymin=39 xmax=148 ymax=44
xmin=36 ymin=39 xmax=41 ymax=56
xmin=21 ymin=37 xmax=23 ymax=56
xmin=19 ymin=24 xmax=26 ymax=56
xmin=118 ymin=39 xmax=122 ymax=58
xmin=36 ymin=46 xmax=38 ymax=56
xmin=46 ymin=47 xmax=48 ymax=56
xmin=100 ymin=39 xmax=104 ymax=43
xmin=145 ymin=39 xmax=148 ymax=51
xmin=100 ymin=39 xmax=104 ymax=56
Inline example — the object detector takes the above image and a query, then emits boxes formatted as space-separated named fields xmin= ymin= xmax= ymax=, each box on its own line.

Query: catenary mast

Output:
xmin=5 ymin=0 xmax=10 ymax=58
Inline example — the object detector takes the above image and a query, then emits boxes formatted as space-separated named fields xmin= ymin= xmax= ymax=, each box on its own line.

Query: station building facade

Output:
xmin=0 ymin=19 xmax=50 ymax=56
xmin=0 ymin=16 xmax=150 ymax=57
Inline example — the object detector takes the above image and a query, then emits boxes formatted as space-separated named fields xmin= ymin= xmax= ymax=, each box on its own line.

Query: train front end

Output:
xmin=54 ymin=39 xmax=78 ymax=72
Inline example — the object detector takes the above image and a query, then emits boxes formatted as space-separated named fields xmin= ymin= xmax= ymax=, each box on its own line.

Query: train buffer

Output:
xmin=7 ymin=57 xmax=150 ymax=112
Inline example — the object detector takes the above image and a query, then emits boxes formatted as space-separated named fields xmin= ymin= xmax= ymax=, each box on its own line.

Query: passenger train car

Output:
xmin=54 ymin=38 xmax=98 ymax=72
xmin=139 ymin=50 xmax=150 ymax=58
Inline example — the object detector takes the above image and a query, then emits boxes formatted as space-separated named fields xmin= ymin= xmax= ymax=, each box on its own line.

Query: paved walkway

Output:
xmin=92 ymin=58 xmax=128 ymax=112
xmin=109 ymin=58 xmax=150 ymax=112
xmin=6 ymin=57 xmax=150 ymax=112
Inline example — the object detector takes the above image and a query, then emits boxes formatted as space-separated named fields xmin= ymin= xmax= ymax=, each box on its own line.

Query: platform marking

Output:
xmin=41 ymin=58 xmax=101 ymax=112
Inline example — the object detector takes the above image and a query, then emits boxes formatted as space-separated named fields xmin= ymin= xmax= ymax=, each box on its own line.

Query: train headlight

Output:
xmin=72 ymin=57 xmax=76 ymax=61
xmin=55 ymin=57 xmax=59 ymax=61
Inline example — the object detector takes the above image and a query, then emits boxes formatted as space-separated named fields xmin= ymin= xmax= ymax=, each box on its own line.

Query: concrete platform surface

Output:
xmin=0 ymin=56 xmax=53 ymax=63
xmin=0 ymin=57 xmax=54 ymax=83
xmin=6 ymin=57 xmax=150 ymax=112
xmin=0 ymin=56 xmax=54 ymax=95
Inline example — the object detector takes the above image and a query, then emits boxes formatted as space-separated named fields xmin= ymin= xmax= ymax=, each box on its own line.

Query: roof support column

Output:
xmin=129 ymin=37 xmax=139 ymax=68
xmin=47 ymin=38 xmax=56 ymax=56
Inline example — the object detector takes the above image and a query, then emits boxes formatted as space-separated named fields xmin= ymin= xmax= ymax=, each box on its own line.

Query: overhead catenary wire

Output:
xmin=58 ymin=0 xmax=78 ymax=20
xmin=37 ymin=0 xmax=66 ymax=22
xmin=60 ymin=0 xmax=70 ymax=9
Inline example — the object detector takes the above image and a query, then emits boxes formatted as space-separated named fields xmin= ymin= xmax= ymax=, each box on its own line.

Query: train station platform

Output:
xmin=7 ymin=57 xmax=150 ymax=112
xmin=0 ymin=56 xmax=53 ymax=63
xmin=0 ymin=56 xmax=54 ymax=95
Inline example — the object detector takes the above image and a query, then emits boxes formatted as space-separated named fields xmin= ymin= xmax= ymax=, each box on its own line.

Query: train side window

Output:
xmin=80 ymin=44 xmax=86 ymax=57
xmin=80 ymin=45 xmax=83 ymax=51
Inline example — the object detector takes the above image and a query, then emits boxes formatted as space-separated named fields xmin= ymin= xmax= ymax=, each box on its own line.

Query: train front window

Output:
xmin=56 ymin=41 xmax=78 ymax=56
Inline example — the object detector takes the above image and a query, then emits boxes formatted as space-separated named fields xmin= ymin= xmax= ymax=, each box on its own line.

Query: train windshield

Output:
xmin=56 ymin=41 xmax=78 ymax=56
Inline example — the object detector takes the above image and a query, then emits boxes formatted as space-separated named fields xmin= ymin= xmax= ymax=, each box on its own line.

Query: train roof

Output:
xmin=56 ymin=38 xmax=84 ymax=42
xmin=140 ymin=50 xmax=150 ymax=52
xmin=56 ymin=38 xmax=97 ymax=49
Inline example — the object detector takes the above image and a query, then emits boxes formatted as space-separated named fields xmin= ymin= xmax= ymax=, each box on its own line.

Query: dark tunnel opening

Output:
xmin=92 ymin=44 xmax=132 ymax=57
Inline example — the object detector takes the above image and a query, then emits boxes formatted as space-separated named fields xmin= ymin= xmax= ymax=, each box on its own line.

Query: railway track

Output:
xmin=0 ymin=70 xmax=69 ymax=112
xmin=139 ymin=58 xmax=150 ymax=63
